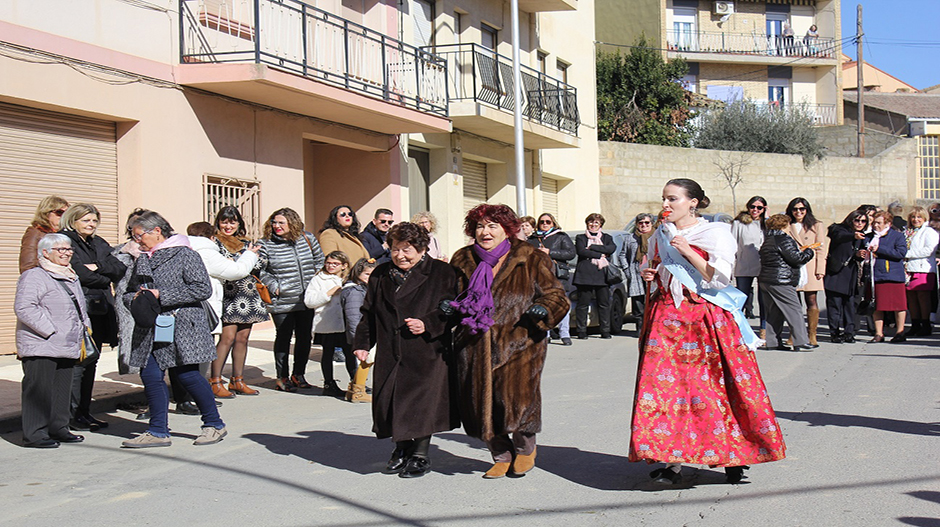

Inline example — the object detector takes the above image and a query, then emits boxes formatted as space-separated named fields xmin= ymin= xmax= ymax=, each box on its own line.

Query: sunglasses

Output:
xmin=792 ymin=207 xmax=807 ymax=212
xmin=51 ymin=209 xmax=68 ymax=217
xmin=637 ymin=221 xmax=652 ymax=225
xmin=338 ymin=212 xmax=353 ymax=218
xmin=378 ymin=219 xmax=394 ymax=225
xmin=853 ymin=218 xmax=867 ymax=223
xmin=539 ymin=220 xmax=553 ymax=224
xmin=749 ymin=205 xmax=765 ymax=211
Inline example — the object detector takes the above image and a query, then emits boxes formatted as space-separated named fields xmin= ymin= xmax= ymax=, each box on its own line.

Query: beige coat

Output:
xmin=317 ymin=228 xmax=370 ymax=263
xmin=789 ymin=221 xmax=826 ymax=292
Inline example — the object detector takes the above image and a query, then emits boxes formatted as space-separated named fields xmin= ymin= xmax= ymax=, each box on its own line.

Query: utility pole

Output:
xmin=857 ymin=4 xmax=865 ymax=158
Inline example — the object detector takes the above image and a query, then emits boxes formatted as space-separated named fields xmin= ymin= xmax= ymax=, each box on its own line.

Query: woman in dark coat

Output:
xmin=529 ymin=213 xmax=576 ymax=345
xmin=59 ymin=203 xmax=126 ymax=431
xmin=573 ymin=213 xmax=617 ymax=339
xmin=450 ymin=204 xmax=570 ymax=479
xmin=861 ymin=211 xmax=909 ymax=343
xmin=121 ymin=211 xmax=226 ymax=448
xmin=824 ymin=211 xmax=868 ymax=343
xmin=352 ymin=222 xmax=458 ymax=479
xmin=758 ymin=214 xmax=815 ymax=351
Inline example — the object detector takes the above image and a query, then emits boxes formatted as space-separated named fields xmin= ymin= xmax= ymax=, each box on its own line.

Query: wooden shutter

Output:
xmin=0 ymin=102 xmax=118 ymax=354
xmin=542 ymin=177 xmax=559 ymax=216
xmin=462 ymin=159 xmax=488 ymax=213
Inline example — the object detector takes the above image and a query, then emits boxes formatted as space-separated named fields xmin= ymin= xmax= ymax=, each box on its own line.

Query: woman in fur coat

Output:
xmin=449 ymin=204 xmax=570 ymax=479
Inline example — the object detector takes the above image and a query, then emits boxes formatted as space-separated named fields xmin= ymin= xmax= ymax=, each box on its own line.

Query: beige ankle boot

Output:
xmin=807 ymin=307 xmax=820 ymax=346
xmin=346 ymin=382 xmax=372 ymax=403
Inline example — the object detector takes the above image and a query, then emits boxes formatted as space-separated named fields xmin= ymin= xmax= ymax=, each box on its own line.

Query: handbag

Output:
xmin=202 ymin=300 xmax=221 ymax=331
xmin=56 ymin=281 xmax=100 ymax=366
xmin=84 ymin=289 xmax=109 ymax=316
xmin=252 ymin=274 xmax=273 ymax=304
xmin=604 ymin=262 xmax=623 ymax=285
xmin=154 ymin=313 xmax=176 ymax=343
xmin=555 ymin=262 xmax=570 ymax=281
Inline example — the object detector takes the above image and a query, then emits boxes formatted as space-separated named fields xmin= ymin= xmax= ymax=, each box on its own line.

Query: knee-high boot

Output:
xmin=807 ymin=307 xmax=820 ymax=347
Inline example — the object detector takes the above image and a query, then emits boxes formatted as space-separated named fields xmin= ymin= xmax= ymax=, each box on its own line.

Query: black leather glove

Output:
xmin=524 ymin=304 xmax=548 ymax=322
xmin=439 ymin=299 xmax=456 ymax=317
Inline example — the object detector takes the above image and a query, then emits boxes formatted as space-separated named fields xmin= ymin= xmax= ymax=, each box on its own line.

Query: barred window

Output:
xmin=918 ymin=136 xmax=940 ymax=201
xmin=203 ymin=174 xmax=262 ymax=239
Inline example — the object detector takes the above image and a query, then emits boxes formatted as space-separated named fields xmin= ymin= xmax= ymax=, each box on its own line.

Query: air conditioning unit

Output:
xmin=713 ymin=1 xmax=734 ymax=15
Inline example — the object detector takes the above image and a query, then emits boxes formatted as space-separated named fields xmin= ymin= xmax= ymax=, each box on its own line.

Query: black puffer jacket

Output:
xmin=758 ymin=229 xmax=814 ymax=286
xmin=528 ymin=229 xmax=576 ymax=289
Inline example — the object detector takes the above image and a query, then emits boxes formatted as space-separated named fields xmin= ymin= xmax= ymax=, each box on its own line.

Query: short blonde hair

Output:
xmin=60 ymin=203 xmax=100 ymax=234
xmin=908 ymin=206 xmax=929 ymax=224
xmin=411 ymin=211 xmax=438 ymax=233
xmin=31 ymin=196 xmax=69 ymax=231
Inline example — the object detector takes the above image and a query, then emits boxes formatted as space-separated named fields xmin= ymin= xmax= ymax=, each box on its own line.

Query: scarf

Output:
xmin=216 ymin=232 xmax=247 ymax=254
xmin=868 ymin=227 xmax=889 ymax=253
xmin=143 ymin=233 xmax=191 ymax=257
xmin=585 ymin=230 xmax=609 ymax=269
xmin=389 ymin=255 xmax=425 ymax=289
xmin=636 ymin=231 xmax=653 ymax=263
xmin=39 ymin=255 xmax=77 ymax=280
xmin=452 ymin=238 xmax=512 ymax=334
xmin=120 ymin=240 xmax=142 ymax=259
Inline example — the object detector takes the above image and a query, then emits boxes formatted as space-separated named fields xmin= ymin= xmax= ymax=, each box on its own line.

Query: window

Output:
xmin=679 ymin=74 xmax=697 ymax=93
xmin=454 ymin=11 xmax=463 ymax=43
xmin=413 ymin=0 xmax=434 ymax=48
xmin=556 ymin=60 xmax=569 ymax=84
xmin=481 ymin=24 xmax=497 ymax=50
xmin=768 ymin=78 xmax=789 ymax=106
xmin=203 ymin=175 xmax=262 ymax=239
xmin=672 ymin=7 xmax=697 ymax=51
xmin=537 ymin=51 xmax=547 ymax=75
xmin=766 ymin=13 xmax=788 ymax=56
xmin=918 ymin=136 xmax=940 ymax=200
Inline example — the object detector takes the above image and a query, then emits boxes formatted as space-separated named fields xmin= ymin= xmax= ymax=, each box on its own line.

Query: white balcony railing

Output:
xmin=180 ymin=0 xmax=449 ymax=117
xmin=667 ymin=30 xmax=837 ymax=59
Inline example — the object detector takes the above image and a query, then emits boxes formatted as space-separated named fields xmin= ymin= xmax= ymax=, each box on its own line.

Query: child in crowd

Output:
xmin=304 ymin=251 xmax=351 ymax=396
xmin=341 ymin=258 xmax=378 ymax=403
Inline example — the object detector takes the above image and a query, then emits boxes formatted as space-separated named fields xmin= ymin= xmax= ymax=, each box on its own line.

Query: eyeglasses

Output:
xmin=324 ymin=261 xmax=344 ymax=267
xmin=792 ymin=207 xmax=807 ymax=211
xmin=587 ymin=221 xmax=602 ymax=225
xmin=539 ymin=219 xmax=553 ymax=224
xmin=338 ymin=212 xmax=353 ymax=218
xmin=50 ymin=247 xmax=74 ymax=253
xmin=51 ymin=209 xmax=67 ymax=217
xmin=748 ymin=205 xmax=765 ymax=211
xmin=637 ymin=221 xmax=652 ymax=225
xmin=132 ymin=230 xmax=154 ymax=242
xmin=271 ymin=221 xmax=288 ymax=226
xmin=378 ymin=219 xmax=394 ymax=225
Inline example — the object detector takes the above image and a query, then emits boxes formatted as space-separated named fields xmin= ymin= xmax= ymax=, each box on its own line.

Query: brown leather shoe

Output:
xmin=483 ymin=462 xmax=511 ymax=479
xmin=210 ymin=377 xmax=235 ymax=399
xmin=511 ymin=446 xmax=537 ymax=475
xmin=228 ymin=376 xmax=259 ymax=396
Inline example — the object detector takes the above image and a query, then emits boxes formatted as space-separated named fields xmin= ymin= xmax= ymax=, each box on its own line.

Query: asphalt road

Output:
xmin=2 ymin=328 xmax=939 ymax=527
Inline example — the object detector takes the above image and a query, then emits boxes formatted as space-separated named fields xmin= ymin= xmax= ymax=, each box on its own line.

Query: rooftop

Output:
xmin=843 ymin=92 xmax=940 ymax=119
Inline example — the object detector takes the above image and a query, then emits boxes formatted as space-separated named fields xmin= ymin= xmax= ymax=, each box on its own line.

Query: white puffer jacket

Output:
xmin=904 ymin=226 xmax=940 ymax=274
xmin=304 ymin=272 xmax=345 ymax=334
xmin=189 ymin=236 xmax=259 ymax=333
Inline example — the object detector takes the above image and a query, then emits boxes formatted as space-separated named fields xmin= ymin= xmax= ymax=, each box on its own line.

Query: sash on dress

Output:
xmin=657 ymin=227 xmax=762 ymax=351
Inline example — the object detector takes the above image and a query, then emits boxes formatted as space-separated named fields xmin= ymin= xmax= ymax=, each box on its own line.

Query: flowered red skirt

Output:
xmin=629 ymin=289 xmax=786 ymax=467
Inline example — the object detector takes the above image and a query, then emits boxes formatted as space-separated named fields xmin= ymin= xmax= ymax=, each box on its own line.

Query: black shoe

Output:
xmin=869 ymin=335 xmax=885 ymax=343
xmin=577 ymin=331 xmax=588 ymax=340
xmin=322 ymin=380 xmax=344 ymax=397
xmin=561 ymin=337 xmax=572 ymax=346
xmin=890 ymin=332 xmax=907 ymax=343
xmin=830 ymin=332 xmax=843 ymax=344
xmin=842 ymin=333 xmax=855 ymax=344
xmin=793 ymin=345 xmax=815 ymax=352
xmin=69 ymin=416 xmax=99 ymax=432
xmin=550 ymin=328 xmax=561 ymax=340
xmin=51 ymin=433 xmax=84 ymax=443
xmin=175 ymin=401 xmax=200 ymax=415
xmin=383 ymin=448 xmax=410 ymax=474
xmin=82 ymin=414 xmax=109 ymax=429
xmin=804 ymin=343 xmax=820 ymax=349
xmin=649 ymin=467 xmax=681 ymax=485
xmin=136 ymin=410 xmax=151 ymax=420
xmin=725 ymin=465 xmax=748 ymax=484
xmin=24 ymin=438 xmax=60 ymax=449
xmin=744 ymin=310 xmax=755 ymax=319
xmin=601 ymin=333 xmax=612 ymax=339
xmin=215 ymin=400 xmax=223 ymax=407
xmin=775 ymin=345 xmax=793 ymax=351
xmin=399 ymin=456 xmax=432 ymax=478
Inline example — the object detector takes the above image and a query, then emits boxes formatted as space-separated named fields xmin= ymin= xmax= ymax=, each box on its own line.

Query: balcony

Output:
xmin=695 ymin=102 xmax=838 ymax=127
xmin=178 ymin=0 xmax=451 ymax=135
xmin=518 ymin=0 xmax=577 ymax=12
xmin=429 ymin=43 xmax=580 ymax=149
xmin=666 ymin=30 xmax=838 ymax=64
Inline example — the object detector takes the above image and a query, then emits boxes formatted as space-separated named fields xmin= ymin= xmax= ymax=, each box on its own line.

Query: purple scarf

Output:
xmin=452 ymin=238 xmax=512 ymax=334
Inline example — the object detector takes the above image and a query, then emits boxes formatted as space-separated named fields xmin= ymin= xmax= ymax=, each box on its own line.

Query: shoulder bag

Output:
xmin=57 ymin=281 xmax=100 ymax=367
xmin=252 ymin=274 xmax=273 ymax=304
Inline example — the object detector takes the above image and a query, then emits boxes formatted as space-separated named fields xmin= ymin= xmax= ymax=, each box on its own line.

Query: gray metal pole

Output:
xmin=511 ymin=0 xmax=526 ymax=215
xmin=857 ymin=4 xmax=865 ymax=158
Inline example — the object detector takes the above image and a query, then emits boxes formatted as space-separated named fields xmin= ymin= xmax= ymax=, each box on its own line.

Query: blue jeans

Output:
xmin=140 ymin=353 xmax=224 ymax=437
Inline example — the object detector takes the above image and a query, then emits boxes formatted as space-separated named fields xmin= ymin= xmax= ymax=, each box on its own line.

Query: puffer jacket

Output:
xmin=304 ymin=272 xmax=345 ymax=334
xmin=758 ymin=229 xmax=814 ymax=286
xmin=529 ymin=228 xmax=576 ymax=288
xmin=258 ymin=232 xmax=325 ymax=314
xmin=341 ymin=282 xmax=366 ymax=344
xmin=15 ymin=266 xmax=90 ymax=359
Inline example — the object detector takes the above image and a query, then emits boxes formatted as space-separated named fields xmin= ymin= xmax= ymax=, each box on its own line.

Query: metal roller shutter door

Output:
xmin=542 ymin=177 xmax=559 ymax=216
xmin=462 ymin=159 xmax=488 ymax=214
xmin=0 ymin=102 xmax=118 ymax=354
xmin=413 ymin=0 xmax=434 ymax=48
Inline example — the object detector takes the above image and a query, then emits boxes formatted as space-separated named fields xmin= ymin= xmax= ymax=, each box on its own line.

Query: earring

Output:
xmin=690 ymin=206 xmax=697 ymax=216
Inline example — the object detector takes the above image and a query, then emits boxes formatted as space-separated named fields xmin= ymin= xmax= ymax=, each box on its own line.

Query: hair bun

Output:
xmin=698 ymin=196 xmax=711 ymax=210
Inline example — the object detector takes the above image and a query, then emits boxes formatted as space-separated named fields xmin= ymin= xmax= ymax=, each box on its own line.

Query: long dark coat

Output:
xmin=451 ymin=239 xmax=570 ymax=441
xmin=824 ymin=223 xmax=863 ymax=296
xmin=352 ymin=256 xmax=459 ymax=442
xmin=122 ymin=245 xmax=216 ymax=370
xmin=62 ymin=229 xmax=126 ymax=346
xmin=573 ymin=232 xmax=616 ymax=287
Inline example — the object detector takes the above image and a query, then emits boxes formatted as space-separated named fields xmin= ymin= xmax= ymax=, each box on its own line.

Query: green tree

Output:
xmin=693 ymin=99 xmax=825 ymax=164
xmin=596 ymin=39 xmax=692 ymax=146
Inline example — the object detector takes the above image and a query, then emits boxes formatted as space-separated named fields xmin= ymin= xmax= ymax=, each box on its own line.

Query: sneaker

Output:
xmin=561 ymin=337 xmax=572 ymax=346
xmin=122 ymin=432 xmax=171 ymax=448
xmin=193 ymin=426 xmax=227 ymax=446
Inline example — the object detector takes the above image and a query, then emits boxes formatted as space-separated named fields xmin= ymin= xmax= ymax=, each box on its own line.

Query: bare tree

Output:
xmin=714 ymin=152 xmax=752 ymax=212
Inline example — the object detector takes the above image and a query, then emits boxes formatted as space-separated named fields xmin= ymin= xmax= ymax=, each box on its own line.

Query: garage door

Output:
xmin=0 ymin=102 xmax=118 ymax=354
xmin=462 ymin=158 xmax=488 ymax=214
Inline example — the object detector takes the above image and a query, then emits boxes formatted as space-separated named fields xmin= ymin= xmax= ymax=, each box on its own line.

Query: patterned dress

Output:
xmin=217 ymin=239 xmax=269 ymax=325
xmin=629 ymin=245 xmax=786 ymax=467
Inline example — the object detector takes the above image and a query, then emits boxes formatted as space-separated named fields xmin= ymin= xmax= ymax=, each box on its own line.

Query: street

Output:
xmin=1 ymin=327 xmax=939 ymax=526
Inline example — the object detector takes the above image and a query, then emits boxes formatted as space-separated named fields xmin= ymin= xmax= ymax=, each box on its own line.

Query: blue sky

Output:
xmin=840 ymin=0 xmax=940 ymax=90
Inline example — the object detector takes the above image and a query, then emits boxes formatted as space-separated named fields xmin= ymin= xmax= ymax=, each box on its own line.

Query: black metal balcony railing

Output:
xmin=179 ymin=0 xmax=448 ymax=117
xmin=667 ymin=30 xmax=837 ymax=59
xmin=427 ymin=43 xmax=580 ymax=135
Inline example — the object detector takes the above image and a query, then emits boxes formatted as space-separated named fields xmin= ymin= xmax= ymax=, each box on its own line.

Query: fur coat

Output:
xmin=451 ymin=239 xmax=570 ymax=441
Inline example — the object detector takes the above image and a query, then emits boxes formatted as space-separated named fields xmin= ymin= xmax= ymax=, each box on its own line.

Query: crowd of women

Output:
xmin=14 ymin=185 xmax=934 ymax=485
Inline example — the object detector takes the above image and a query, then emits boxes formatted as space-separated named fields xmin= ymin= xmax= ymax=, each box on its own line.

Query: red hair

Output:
xmin=463 ymin=204 xmax=521 ymax=239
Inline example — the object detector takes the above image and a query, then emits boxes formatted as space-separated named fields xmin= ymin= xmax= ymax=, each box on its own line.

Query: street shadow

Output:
xmin=909 ymin=491 xmax=940 ymax=504
xmin=855 ymin=354 xmax=940 ymax=360
xmin=898 ymin=518 xmax=940 ymax=527
xmin=777 ymin=410 xmax=940 ymax=437
xmin=243 ymin=430 xmax=488 ymax=476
